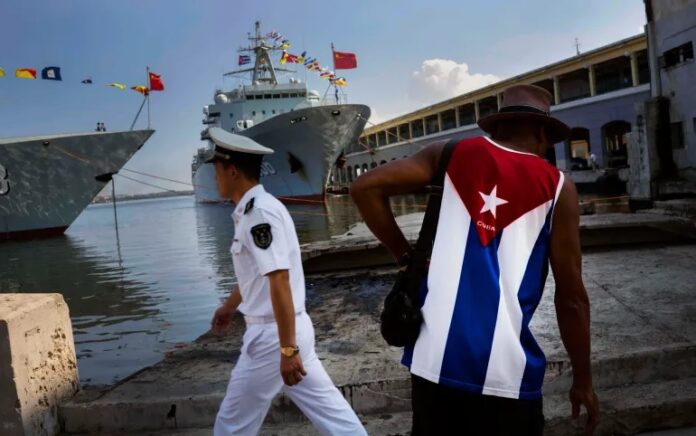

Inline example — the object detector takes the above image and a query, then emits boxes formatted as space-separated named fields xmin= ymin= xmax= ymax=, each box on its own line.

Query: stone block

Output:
xmin=0 ymin=294 xmax=79 ymax=436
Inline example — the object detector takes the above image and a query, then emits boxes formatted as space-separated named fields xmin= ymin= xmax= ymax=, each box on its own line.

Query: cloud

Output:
xmin=367 ymin=107 xmax=393 ymax=125
xmin=408 ymin=59 xmax=501 ymax=105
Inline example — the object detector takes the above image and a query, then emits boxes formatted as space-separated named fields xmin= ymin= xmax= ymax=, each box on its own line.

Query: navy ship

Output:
xmin=0 ymin=130 xmax=154 ymax=240
xmin=192 ymin=22 xmax=370 ymax=203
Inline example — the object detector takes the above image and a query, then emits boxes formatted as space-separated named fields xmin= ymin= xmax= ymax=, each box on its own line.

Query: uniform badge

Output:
xmin=251 ymin=223 xmax=272 ymax=249
xmin=244 ymin=198 xmax=255 ymax=214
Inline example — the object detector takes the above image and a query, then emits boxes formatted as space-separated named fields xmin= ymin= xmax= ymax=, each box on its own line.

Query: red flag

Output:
xmin=149 ymin=72 xmax=164 ymax=91
xmin=333 ymin=50 xmax=357 ymax=69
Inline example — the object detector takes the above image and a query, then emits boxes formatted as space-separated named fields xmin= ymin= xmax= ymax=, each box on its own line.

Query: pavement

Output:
xmin=60 ymin=240 xmax=696 ymax=435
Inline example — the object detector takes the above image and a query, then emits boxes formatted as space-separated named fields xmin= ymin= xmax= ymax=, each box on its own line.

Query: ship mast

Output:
xmin=223 ymin=21 xmax=295 ymax=85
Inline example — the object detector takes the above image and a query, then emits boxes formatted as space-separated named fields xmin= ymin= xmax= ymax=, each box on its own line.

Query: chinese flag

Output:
xmin=333 ymin=51 xmax=357 ymax=69
xmin=149 ymin=72 xmax=164 ymax=91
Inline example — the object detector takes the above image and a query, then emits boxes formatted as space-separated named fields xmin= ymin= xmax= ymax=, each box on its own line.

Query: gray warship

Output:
xmin=192 ymin=21 xmax=370 ymax=203
xmin=0 ymin=130 xmax=154 ymax=240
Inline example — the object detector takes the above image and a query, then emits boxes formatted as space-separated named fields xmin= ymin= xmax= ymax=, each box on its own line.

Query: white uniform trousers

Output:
xmin=213 ymin=312 xmax=366 ymax=436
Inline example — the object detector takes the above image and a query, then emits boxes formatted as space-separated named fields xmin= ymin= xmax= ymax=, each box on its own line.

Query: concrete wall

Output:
xmin=651 ymin=0 xmax=696 ymax=180
xmin=0 ymin=294 xmax=79 ymax=436
xmin=552 ymin=86 xmax=651 ymax=169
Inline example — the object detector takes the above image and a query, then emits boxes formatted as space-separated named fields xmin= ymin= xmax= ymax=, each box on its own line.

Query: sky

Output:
xmin=0 ymin=0 xmax=648 ymax=195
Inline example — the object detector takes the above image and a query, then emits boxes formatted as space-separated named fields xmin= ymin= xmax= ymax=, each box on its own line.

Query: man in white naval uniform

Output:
xmin=206 ymin=127 xmax=366 ymax=436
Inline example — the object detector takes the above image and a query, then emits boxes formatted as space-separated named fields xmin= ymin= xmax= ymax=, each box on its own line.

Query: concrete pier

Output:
xmin=300 ymin=210 xmax=696 ymax=273
xmin=0 ymin=294 xmax=79 ymax=436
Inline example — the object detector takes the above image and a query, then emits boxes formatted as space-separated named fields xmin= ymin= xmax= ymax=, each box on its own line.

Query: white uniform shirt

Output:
xmin=230 ymin=184 xmax=306 ymax=317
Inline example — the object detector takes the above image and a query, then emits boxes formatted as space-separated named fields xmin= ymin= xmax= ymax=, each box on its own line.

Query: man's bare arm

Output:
xmin=350 ymin=142 xmax=445 ymax=259
xmin=211 ymin=286 xmax=242 ymax=334
xmin=267 ymin=270 xmax=297 ymax=347
xmin=267 ymin=269 xmax=306 ymax=386
xmin=549 ymin=178 xmax=599 ymax=434
xmin=224 ymin=286 xmax=242 ymax=310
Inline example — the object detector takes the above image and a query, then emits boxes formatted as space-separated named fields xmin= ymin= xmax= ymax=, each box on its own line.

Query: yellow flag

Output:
xmin=131 ymin=85 xmax=149 ymax=95
xmin=0 ymin=67 xmax=5 ymax=77
xmin=15 ymin=68 xmax=37 ymax=79
xmin=109 ymin=83 xmax=126 ymax=90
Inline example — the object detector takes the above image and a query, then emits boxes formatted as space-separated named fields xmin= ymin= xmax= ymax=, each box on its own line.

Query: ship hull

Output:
xmin=0 ymin=130 xmax=154 ymax=240
xmin=193 ymin=104 xmax=370 ymax=203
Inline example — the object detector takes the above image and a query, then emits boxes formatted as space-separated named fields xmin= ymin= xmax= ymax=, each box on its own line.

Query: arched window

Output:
xmin=380 ymin=160 xmax=387 ymax=165
xmin=602 ymin=121 xmax=631 ymax=168
xmin=362 ymin=163 xmax=369 ymax=173
xmin=370 ymin=162 xmax=378 ymax=169
xmin=567 ymin=127 xmax=591 ymax=170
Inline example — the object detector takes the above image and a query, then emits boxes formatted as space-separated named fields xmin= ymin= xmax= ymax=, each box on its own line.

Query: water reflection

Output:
xmin=0 ymin=234 xmax=162 ymax=386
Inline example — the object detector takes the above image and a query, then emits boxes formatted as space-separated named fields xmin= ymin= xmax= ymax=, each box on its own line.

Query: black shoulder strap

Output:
xmin=414 ymin=139 xmax=458 ymax=255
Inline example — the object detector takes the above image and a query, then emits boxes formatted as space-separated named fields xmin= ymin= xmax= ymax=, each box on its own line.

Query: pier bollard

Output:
xmin=0 ymin=294 xmax=79 ymax=436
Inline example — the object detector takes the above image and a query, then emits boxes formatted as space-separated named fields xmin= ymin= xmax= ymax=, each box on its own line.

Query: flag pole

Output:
xmin=331 ymin=42 xmax=335 ymax=70
xmin=146 ymin=66 xmax=151 ymax=129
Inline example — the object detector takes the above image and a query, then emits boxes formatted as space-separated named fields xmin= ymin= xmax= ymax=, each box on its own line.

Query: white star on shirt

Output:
xmin=479 ymin=185 xmax=508 ymax=218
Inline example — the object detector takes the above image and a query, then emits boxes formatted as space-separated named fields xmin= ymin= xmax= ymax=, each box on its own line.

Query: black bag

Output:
xmin=380 ymin=140 xmax=458 ymax=347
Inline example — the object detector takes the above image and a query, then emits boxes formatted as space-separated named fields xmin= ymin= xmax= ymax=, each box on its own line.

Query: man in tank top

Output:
xmin=351 ymin=85 xmax=599 ymax=435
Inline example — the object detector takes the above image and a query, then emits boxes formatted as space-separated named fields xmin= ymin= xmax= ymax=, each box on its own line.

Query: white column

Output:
xmin=553 ymin=76 xmax=561 ymax=105
xmin=588 ymin=65 xmax=597 ymax=96
xmin=474 ymin=101 xmax=480 ymax=121
xmin=630 ymin=52 xmax=640 ymax=87
xmin=455 ymin=106 xmax=461 ymax=127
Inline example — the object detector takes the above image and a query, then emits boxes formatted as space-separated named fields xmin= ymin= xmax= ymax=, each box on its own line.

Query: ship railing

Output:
xmin=319 ymin=93 xmax=349 ymax=106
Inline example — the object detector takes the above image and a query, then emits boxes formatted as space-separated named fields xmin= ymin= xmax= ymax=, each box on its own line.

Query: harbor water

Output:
xmin=0 ymin=194 xmax=425 ymax=386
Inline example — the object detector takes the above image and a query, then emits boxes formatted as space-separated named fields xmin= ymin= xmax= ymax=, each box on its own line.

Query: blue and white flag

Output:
xmin=41 ymin=66 xmax=62 ymax=81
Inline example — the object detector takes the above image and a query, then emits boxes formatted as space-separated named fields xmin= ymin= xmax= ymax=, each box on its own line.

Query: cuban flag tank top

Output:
xmin=402 ymin=136 xmax=564 ymax=400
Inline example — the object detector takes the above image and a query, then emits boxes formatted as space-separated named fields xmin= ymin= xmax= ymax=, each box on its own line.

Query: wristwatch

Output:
xmin=280 ymin=345 xmax=300 ymax=357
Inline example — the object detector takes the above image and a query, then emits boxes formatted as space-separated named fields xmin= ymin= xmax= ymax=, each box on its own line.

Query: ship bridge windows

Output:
xmin=441 ymin=109 xmax=456 ymax=131
xmin=411 ymin=119 xmax=424 ymax=138
xmin=425 ymin=114 xmax=439 ymax=135
xmin=478 ymin=97 xmax=498 ymax=119
xmin=398 ymin=123 xmax=410 ymax=140
xmin=387 ymin=127 xmax=397 ymax=144
xmin=595 ymin=56 xmax=633 ymax=95
xmin=457 ymin=104 xmax=476 ymax=126
xmin=263 ymin=94 xmax=271 ymax=99
xmin=273 ymin=94 xmax=281 ymax=99
xmin=367 ymin=134 xmax=377 ymax=148
xmin=558 ymin=69 xmax=591 ymax=103
xmin=377 ymin=131 xmax=387 ymax=147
